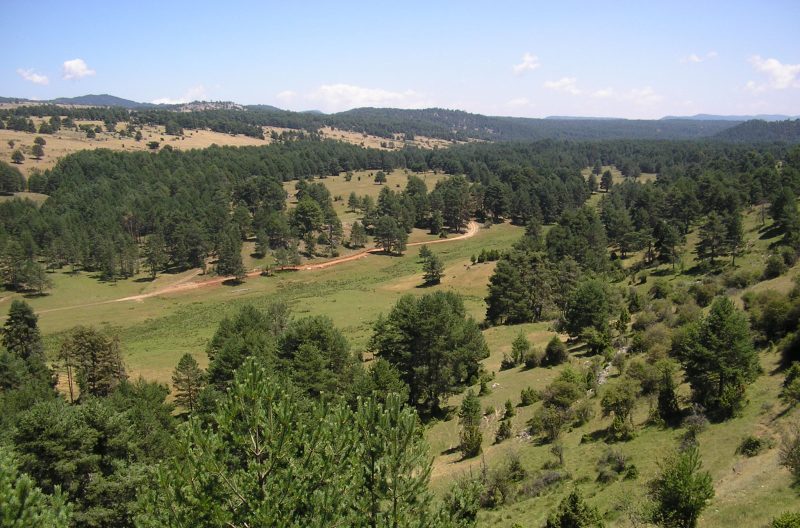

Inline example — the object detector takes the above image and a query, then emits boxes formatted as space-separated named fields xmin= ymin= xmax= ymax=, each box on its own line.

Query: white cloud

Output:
xmin=62 ymin=58 xmax=95 ymax=80
xmin=544 ymin=77 xmax=581 ymax=95
xmin=152 ymin=85 xmax=208 ymax=105
xmin=507 ymin=97 xmax=531 ymax=107
xmin=276 ymin=90 xmax=296 ymax=102
xmin=307 ymin=83 xmax=430 ymax=112
xmin=591 ymin=88 xmax=614 ymax=99
xmin=622 ymin=86 xmax=663 ymax=106
xmin=746 ymin=55 xmax=800 ymax=92
xmin=512 ymin=53 xmax=540 ymax=75
xmin=16 ymin=68 xmax=49 ymax=85
xmin=681 ymin=51 xmax=718 ymax=64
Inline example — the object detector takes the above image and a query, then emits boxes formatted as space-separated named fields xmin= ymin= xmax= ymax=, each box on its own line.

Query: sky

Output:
xmin=1 ymin=0 xmax=798 ymax=119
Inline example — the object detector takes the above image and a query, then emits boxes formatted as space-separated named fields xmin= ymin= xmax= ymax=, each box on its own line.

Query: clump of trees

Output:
xmin=370 ymin=291 xmax=489 ymax=412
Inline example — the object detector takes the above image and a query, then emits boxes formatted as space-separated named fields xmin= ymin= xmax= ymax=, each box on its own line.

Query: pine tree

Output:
xmin=2 ymin=300 xmax=44 ymax=362
xmin=511 ymin=332 xmax=531 ymax=366
xmin=459 ymin=389 xmax=482 ymax=458
xmin=59 ymin=326 xmax=127 ymax=398
xmin=347 ymin=191 xmax=359 ymax=212
xmin=144 ymin=233 xmax=167 ymax=278
xmin=696 ymin=212 xmax=726 ymax=265
xmin=601 ymin=169 xmax=613 ymax=192
xmin=422 ymin=252 xmax=444 ymax=285
xmin=348 ymin=220 xmax=367 ymax=248
xmin=171 ymin=353 xmax=205 ymax=413
xmin=545 ymin=489 xmax=604 ymax=528
xmin=0 ymin=449 xmax=71 ymax=527
xmin=673 ymin=296 xmax=760 ymax=419
xmin=217 ymin=229 xmax=245 ymax=281
xmin=649 ymin=447 xmax=714 ymax=528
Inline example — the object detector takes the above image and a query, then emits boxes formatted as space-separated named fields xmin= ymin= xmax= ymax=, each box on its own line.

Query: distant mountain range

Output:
xmin=2 ymin=94 xmax=799 ymax=143
xmin=662 ymin=113 xmax=799 ymax=122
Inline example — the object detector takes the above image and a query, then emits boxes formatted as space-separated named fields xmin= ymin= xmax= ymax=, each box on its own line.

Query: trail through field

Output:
xmin=36 ymin=221 xmax=480 ymax=313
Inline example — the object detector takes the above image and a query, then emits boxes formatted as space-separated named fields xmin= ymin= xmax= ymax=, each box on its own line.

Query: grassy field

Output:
xmin=0 ymin=116 xmax=457 ymax=178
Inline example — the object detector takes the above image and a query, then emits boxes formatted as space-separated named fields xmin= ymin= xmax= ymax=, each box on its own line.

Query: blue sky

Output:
xmin=1 ymin=0 xmax=798 ymax=118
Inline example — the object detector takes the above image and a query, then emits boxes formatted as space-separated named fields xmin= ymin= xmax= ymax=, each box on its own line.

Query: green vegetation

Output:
xmin=0 ymin=130 xmax=799 ymax=527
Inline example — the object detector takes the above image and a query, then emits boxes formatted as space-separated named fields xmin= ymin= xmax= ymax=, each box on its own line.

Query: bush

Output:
xmin=722 ymin=269 xmax=759 ymax=289
xmin=780 ymin=246 xmax=799 ymax=267
xmin=504 ymin=399 xmax=515 ymax=419
xmin=524 ymin=347 xmax=544 ymax=368
xmin=649 ymin=279 xmax=672 ymax=300
xmin=573 ymin=399 xmax=595 ymax=426
xmin=764 ymin=254 xmax=789 ymax=280
xmin=520 ymin=387 xmax=539 ymax=406
xmin=736 ymin=435 xmax=767 ymax=457
xmin=781 ymin=425 xmax=800 ymax=482
xmin=772 ymin=511 xmax=800 ymax=528
xmin=689 ymin=280 xmax=720 ymax=307
xmin=500 ymin=353 xmax=516 ymax=370
xmin=544 ymin=336 xmax=569 ymax=366
xmin=520 ymin=470 xmax=568 ymax=498
xmin=495 ymin=419 xmax=513 ymax=443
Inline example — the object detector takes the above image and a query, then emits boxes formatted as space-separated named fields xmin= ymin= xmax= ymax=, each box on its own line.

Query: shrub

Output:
xmin=520 ymin=387 xmax=539 ymax=406
xmin=500 ymin=353 xmax=516 ymax=370
xmin=781 ymin=424 xmax=800 ymax=482
xmin=504 ymin=399 xmax=516 ymax=419
xmin=544 ymin=336 xmax=569 ymax=366
xmin=524 ymin=347 xmax=544 ymax=368
xmin=736 ymin=435 xmax=767 ymax=457
xmin=764 ymin=254 xmax=789 ymax=280
xmin=780 ymin=246 xmax=799 ymax=267
xmin=495 ymin=419 xmax=513 ymax=443
xmin=573 ymin=399 xmax=595 ymax=426
xmin=520 ymin=470 xmax=568 ymax=498
xmin=772 ymin=511 xmax=800 ymax=528
xmin=545 ymin=489 xmax=604 ymax=528
xmin=689 ymin=280 xmax=719 ymax=307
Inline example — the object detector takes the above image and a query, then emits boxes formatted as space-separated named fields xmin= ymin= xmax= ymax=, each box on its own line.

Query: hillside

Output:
xmin=714 ymin=119 xmax=800 ymax=143
xmin=0 ymin=97 xmax=750 ymax=143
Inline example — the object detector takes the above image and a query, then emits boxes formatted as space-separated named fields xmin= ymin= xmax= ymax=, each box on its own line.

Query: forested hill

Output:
xmin=0 ymin=101 xmax=744 ymax=142
xmin=713 ymin=119 xmax=800 ymax=143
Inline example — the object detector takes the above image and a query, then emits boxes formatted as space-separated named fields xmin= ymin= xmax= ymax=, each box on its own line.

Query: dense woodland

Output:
xmin=2 ymin=128 xmax=800 ymax=526
xmin=2 ymin=102 xmax=799 ymax=142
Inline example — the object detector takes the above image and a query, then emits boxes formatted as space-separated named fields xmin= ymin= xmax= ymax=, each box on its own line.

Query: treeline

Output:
xmin=0 ymin=139 xmax=593 ymax=291
xmin=7 ymin=103 xmax=797 ymax=143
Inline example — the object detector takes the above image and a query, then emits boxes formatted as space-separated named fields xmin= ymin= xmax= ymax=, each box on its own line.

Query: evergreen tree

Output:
xmin=217 ymin=229 xmax=246 ymax=280
xmin=511 ymin=332 xmax=531 ymax=366
xmin=601 ymin=169 xmax=613 ymax=192
xmin=563 ymin=279 xmax=615 ymax=338
xmin=137 ymin=359 xmax=450 ymax=527
xmin=59 ymin=326 xmax=127 ymax=398
xmin=544 ymin=335 xmax=569 ymax=366
xmin=649 ymin=447 xmax=714 ymax=528
xmin=171 ymin=353 xmax=205 ymax=413
xmin=545 ymin=489 xmax=604 ymax=528
xmin=370 ymin=292 xmax=489 ymax=411
xmin=696 ymin=212 xmax=726 ymax=265
xmin=0 ymin=449 xmax=71 ymax=528
xmin=458 ymin=389 xmax=482 ymax=458
xmin=144 ymin=233 xmax=167 ymax=278
xmin=2 ymin=300 xmax=44 ymax=363
xmin=422 ymin=252 xmax=445 ymax=285
xmin=11 ymin=150 xmax=24 ymax=164
xmin=673 ymin=296 xmax=760 ymax=419
xmin=348 ymin=220 xmax=367 ymax=248
xmin=374 ymin=215 xmax=408 ymax=255
xmin=347 ymin=191 xmax=360 ymax=212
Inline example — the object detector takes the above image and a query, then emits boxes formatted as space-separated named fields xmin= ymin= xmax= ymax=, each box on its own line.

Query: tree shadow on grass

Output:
xmin=222 ymin=278 xmax=245 ymax=287
xmin=133 ymin=276 xmax=155 ymax=283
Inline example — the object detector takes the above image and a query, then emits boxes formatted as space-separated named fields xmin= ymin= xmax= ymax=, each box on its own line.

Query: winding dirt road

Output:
xmin=36 ymin=221 xmax=480 ymax=314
